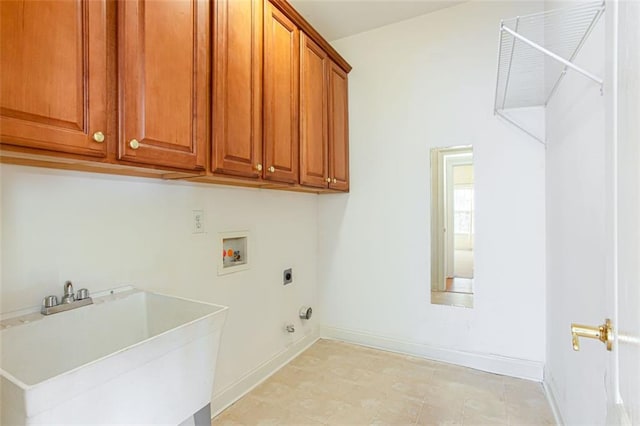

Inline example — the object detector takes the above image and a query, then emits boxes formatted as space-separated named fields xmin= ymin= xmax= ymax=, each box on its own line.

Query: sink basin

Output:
xmin=0 ymin=288 xmax=228 ymax=425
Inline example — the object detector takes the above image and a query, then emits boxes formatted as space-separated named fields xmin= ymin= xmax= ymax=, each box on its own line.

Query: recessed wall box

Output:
xmin=218 ymin=231 xmax=249 ymax=275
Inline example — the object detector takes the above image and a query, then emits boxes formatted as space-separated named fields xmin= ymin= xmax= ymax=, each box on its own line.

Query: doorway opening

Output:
xmin=430 ymin=146 xmax=474 ymax=308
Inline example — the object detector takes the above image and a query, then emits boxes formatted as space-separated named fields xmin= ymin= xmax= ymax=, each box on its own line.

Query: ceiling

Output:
xmin=289 ymin=0 xmax=466 ymax=41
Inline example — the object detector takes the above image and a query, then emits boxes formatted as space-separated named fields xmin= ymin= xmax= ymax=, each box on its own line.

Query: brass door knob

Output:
xmin=92 ymin=131 xmax=105 ymax=143
xmin=256 ymin=164 xmax=263 ymax=172
xmin=332 ymin=178 xmax=337 ymax=184
xmin=326 ymin=177 xmax=331 ymax=183
xmin=268 ymin=166 xmax=275 ymax=173
xmin=129 ymin=139 xmax=140 ymax=150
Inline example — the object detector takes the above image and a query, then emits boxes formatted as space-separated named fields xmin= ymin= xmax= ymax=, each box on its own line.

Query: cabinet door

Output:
xmin=212 ymin=0 xmax=263 ymax=178
xmin=0 ymin=0 xmax=107 ymax=157
xmin=263 ymin=1 xmax=299 ymax=183
xmin=119 ymin=0 xmax=208 ymax=171
xmin=299 ymin=33 xmax=328 ymax=188
xmin=328 ymin=61 xmax=349 ymax=191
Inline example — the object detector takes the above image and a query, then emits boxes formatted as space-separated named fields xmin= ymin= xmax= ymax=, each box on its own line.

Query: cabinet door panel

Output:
xmin=328 ymin=61 xmax=349 ymax=191
xmin=299 ymin=33 xmax=328 ymax=188
xmin=263 ymin=1 xmax=299 ymax=183
xmin=212 ymin=0 xmax=262 ymax=178
xmin=0 ymin=0 xmax=107 ymax=157
xmin=119 ymin=0 xmax=207 ymax=170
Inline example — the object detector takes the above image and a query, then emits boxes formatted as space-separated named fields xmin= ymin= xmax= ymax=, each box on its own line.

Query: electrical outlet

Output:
xmin=192 ymin=210 xmax=204 ymax=234
xmin=283 ymin=268 xmax=293 ymax=285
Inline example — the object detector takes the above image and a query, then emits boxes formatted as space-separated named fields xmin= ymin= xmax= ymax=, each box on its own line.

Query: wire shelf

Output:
xmin=494 ymin=1 xmax=605 ymax=143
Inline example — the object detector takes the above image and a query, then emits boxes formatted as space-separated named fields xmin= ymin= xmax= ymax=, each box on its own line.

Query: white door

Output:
xmin=604 ymin=0 xmax=640 ymax=423
xmin=610 ymin=0 xmax=640 ymax=422
xmin=572 ymin=2 xmax=639 ymax=423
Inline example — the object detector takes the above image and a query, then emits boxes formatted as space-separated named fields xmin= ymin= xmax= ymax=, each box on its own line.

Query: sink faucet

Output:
xmin=41 ymin=281 xmax=93 ymax=315
xmin=61 ymin=281 xmax=75 ymax=304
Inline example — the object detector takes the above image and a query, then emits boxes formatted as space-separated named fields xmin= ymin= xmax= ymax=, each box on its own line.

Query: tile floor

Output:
xmin=212 ymin=339 xmax=555 ymax=426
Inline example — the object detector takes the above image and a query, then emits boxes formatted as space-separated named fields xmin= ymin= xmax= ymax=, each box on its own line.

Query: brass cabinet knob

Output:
xmin=129 ymin=139 xmax=140 ymax=150
xmin=256 ymin=164 xmax=263 ymax=172
xmin=332 ymin=178 xmax=337 ymax=184
xmin=268 ymin=166 xmax=275 ymax=173
xmin=326 ymin=177 xmax=331 ymax=183
xmin=92 ymin=131 xmax=105 ymax=143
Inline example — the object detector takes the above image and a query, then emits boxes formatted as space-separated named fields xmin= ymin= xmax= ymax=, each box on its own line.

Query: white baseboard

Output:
xmin=543 ymin=366 xmax=564 ymax=425
xmin=210 ymin=330 xmax=319 ymax=418
xmin=321 ymin=325 xmax=544 ymax=381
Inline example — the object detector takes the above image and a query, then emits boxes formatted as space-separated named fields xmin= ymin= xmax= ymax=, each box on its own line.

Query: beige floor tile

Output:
xmin=273 ymin=367 xmax=352 ymax=399
xmin=422 ymin=390 xmax=465 ymax=415
xmin=327 ymin=362 xmax=381 ymax=385
xmin=434 ymin=367 xmax=502 ymax=386
xmin=283 ymin=393 xmax=352 ymax=423
xmin=212 ymin=340 xmax=554 ymax=426
xmin=212 ymin=395 xmax=322 ymax=426
xmin=324 ymin=400 xmax=378 ymax=425
xmin=314 ymin=371 xmax=360 ymax=397
xmin=389 ymin=377 xmax=434 ymax=400
xmin=340 ymin=384 xmax=388 ymax=409
xmin=504 ymin=382 xmax=546 ymax=404
xmin=506 ymin=401 xmax=555 ymax=425
xmin=300 ymin=343 xmax=334 ymax=360
xmin=431 ymin=370 xmax=506 ymax=406
xmin=371 ymin=410 xmax=419 ymax=425
xmin=250 ymin=378 xmax=298 ymax=406
xmin=380 ymin=360 xmax=436 ymax=383
xmin=288 ymin=353 xmax=326 ymax=371
xmin=371 ymin=392 xmax=423 ymax=425
xmin=463 ymin=396 xmax=508 ymax=425
xmin=269 ymin=364 xmax=318 ymax=386
xmin=416 ymin=403 xmax=463 ymax=425
xmin=462 ymin=412 xmax=508 ymax=426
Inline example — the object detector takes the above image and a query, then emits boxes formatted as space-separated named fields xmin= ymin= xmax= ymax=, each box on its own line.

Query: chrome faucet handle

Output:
xmin=76 ymin=288 xmax=90 ymax=301
xmin=43 ymin=295 xmax=59 ymax=308
xmin=61 ymin=281 xmax=75 ymax=304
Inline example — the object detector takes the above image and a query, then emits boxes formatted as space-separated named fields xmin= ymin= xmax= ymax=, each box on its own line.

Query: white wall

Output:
xmin=543 ymin=0 xmax=609 ymax=422
xmin=0 ymin=164 xmax=319 ymax=411
xmin=319 ymin=0 xmax=547 ymax=378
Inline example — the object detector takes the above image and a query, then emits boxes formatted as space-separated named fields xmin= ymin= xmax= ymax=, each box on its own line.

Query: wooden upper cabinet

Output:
xmin=0 ymin=0 xmax=108 ymax=157
xmin=263 ymin=0 xmax=299 ymax=184
xmin=299 ymin=33 xmax=350 ymax=192
xmin=328 ymin=61 xmax=349 ymax=191
xmin=299 ymin=33 xmax=328 ymax=188
xmin=0 ymin=0 xmax=350 ymax=192
xmin=118 ymin=0 xmax=208 ymax=171
xmin=212 ymin=0 xmax=263 ymax=178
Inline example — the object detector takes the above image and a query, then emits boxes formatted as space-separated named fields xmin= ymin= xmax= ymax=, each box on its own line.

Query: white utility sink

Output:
xmin=0 ymin=288 xmax=228 ymax=425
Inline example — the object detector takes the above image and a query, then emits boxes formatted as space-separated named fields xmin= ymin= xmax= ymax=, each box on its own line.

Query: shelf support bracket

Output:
xmin=495 ymin=110 xmax=545 ymax=145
